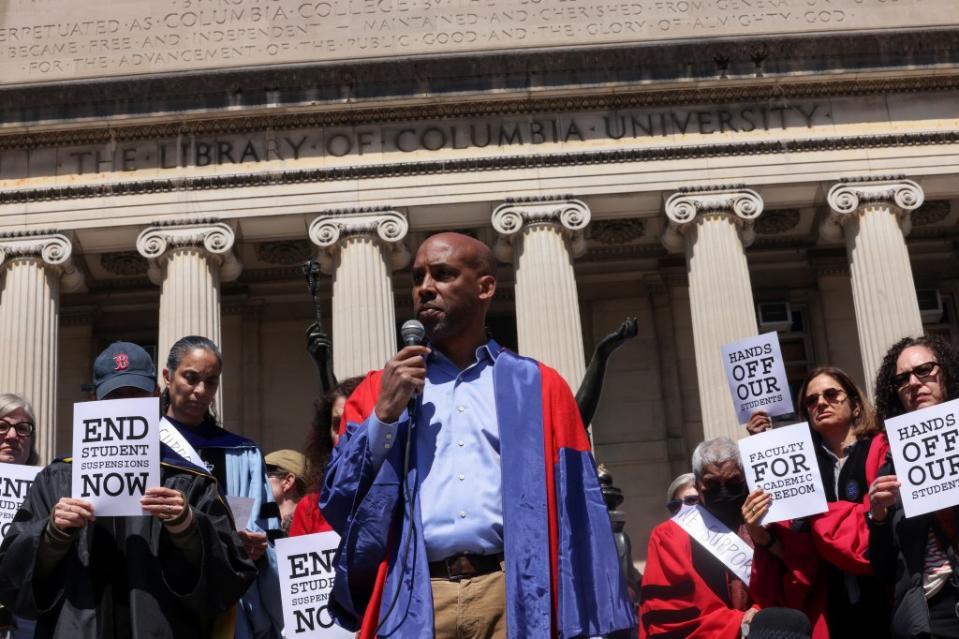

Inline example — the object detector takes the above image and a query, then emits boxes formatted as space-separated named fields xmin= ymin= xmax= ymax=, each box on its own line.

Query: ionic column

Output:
xmin=492 ymin=198 xmax=590 ymax=389
xmin=137 ymin=221 xmax=242 ymax=420
xmin=662 ymin=188 xmax=763 ymax=441
xmin=821 ymin=179 xmax=924 ymax=392
xmin=0 ymin=233 xmax=84 ymax=463
xmin=309 ymin=210 xmax=410 ymax=379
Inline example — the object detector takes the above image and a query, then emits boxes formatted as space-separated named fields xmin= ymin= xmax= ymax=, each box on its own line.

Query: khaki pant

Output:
xmin=431 ymin=569 xmax=507 ymax=639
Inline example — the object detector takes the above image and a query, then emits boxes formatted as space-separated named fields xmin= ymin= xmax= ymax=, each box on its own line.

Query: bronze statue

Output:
xmin=303 ymin=259 xmax=337 ymax=395
xmin=576 ymin=317 xmax=639 ymax=426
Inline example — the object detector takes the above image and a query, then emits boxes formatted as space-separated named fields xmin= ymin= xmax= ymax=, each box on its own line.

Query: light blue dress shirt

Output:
xmin=366 ymin=341 xmax=504 ymax=562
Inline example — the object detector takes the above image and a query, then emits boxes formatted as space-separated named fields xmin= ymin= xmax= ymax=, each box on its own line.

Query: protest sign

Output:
xmin=672 ymin=505 xmax=753 ymax=585
xmin=739 ymin=422 xmax=827 ymax=524
xmin=227 ymin=496 xmax=255 ymax=530
xmin=72 ymin=397 xmax=160 ymax=517
xmin=0 ymin=463 xmax=40 ymax=542
xmin=721 ymin=332 xmax=794 ymax=424
xmin=276 ymin=531 xmax=353 ymax=638
xmin=885 ymin=397 xmax=959 ymax=518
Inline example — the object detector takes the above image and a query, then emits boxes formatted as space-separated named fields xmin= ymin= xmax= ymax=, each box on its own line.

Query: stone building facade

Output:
xmin=0 ymin=0 xmax=957 ymax=560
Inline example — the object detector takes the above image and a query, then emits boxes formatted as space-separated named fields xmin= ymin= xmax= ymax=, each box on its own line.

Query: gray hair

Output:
xmin=0 ymin=393 xmax=38 ymax=465
xmin=691 ymin=437 xmax=742 ymax=481
xmin=666 ymin=473 xmax=696 ymax=502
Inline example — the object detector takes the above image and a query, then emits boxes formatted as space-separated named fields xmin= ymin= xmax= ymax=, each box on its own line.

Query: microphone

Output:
xmin=401 ymin=319 xmax=426 ymax=347
xmin=400 ymin=319 xmax=426 ymax=419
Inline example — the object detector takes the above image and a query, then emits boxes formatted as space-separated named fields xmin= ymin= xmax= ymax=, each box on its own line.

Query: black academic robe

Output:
xmin=0 ymin=453 xmax=257 ymax=639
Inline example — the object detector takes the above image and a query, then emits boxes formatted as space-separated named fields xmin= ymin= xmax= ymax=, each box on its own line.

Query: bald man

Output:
xmin=321 ymin=233 xmax=635 ymax=638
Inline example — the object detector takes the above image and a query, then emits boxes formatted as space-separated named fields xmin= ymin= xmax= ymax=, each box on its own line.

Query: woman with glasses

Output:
xmin=868 ymin=335 xmax=959 ymax=638
xmin=745 ymin=366 xmax=890 ymax=638
xmin=665 ymin=472 xmax=699 ymax=516
xmin=0 ymin=394 xmax=37 ymax=467
xmin=0 ymin=394 xmax=37 ymax=639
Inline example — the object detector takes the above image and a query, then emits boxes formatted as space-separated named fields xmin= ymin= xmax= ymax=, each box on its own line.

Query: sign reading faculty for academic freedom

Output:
xmin=276 ymin=531 xmax=353 ymax=638
xmin=722 ymin=332 xmax=794 ymax=424
xmin=739 ymin=422 xmax=827 ymax=524
xmin=885 ymin=398 xmax=959 ymax=518
xmin=0 ymin=463 xmax=40 ymax=542
xmin=71 ymin=397 xmax=160 ymax=517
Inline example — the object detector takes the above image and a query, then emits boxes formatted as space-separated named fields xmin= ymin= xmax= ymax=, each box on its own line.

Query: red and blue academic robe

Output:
xmin=319 ymin=346 xmax=636 ymax=638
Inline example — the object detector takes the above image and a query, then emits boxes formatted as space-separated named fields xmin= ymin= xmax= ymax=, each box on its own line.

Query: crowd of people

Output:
xmin=640 ymin=335 xmax=959 ymax=639
xmin=0 ymin=229 xmax=956 ymax=639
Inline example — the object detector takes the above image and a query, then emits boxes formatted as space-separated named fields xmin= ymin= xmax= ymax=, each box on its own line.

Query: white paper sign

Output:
xmin=0 ymin=463 xmax=41 ymax=542
xmin=721 ymin=332 xmax=795 ymax=424
xmin=71 ymin=397 xmax=161 ymax=517
xmin=227 ymin=496 xmax=256 ymax=531
xmin=276 ymin=532 xmax=353 ymax=638
xmin=739 ymin=422 xmax=828 ymax=524
xmin=672 ymin=505 xmax=753 ymax=586
xmin=885 ymin=398 xmax=959 ymax=518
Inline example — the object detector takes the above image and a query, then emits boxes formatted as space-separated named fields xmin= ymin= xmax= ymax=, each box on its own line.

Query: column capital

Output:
xmin=136 ymin=220 xmax=242 ymax=285
xmin=308 ymin=209 xmax=410 ymax=273
xmin=491 ymin=197 xmax=591 ymax=262
xmin=0 ymin=231 xmax=84 ymax=292
xmin=820 ymin=178 xmax=924 ymax=242
xmin=661 ymin=188 xmax=763 ymax=254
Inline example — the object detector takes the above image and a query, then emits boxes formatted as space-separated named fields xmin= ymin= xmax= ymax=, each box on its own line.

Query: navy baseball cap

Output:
xmin=93 ymin=342 xmax=157 ymax=400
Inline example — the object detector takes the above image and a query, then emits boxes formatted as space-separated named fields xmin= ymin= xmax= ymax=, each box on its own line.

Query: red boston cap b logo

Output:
xmin=113 ymin=353 xmax=130 ymax=371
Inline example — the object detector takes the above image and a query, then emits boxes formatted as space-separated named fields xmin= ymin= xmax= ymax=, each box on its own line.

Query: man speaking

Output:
xmin=320 ymin=232 xmax=635 ymax=638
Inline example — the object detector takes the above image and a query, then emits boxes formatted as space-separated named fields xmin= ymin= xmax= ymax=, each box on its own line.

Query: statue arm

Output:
xmin=306 ymin=322 xmax=337 ymax=396
xmin=576 ymin=317 xmax=638 ymax=426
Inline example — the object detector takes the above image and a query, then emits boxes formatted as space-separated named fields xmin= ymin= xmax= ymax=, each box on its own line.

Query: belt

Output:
xmin=428 ymin=552 xmax=505 ymax=581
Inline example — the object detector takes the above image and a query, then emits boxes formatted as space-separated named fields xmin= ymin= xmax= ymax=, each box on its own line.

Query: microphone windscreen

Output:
xmin=401 ymin=319 xmax=426 ymax=347
xmin=748 ymin=607 xmax=812 ymax=639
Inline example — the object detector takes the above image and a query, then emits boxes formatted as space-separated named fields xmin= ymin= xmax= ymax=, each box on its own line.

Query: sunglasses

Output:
xmin=666 ymin=494 xmax=699 ymax=514
xmin=893 ymin=361 xmax=940 ymax=390
xmin=803 ymin=387 xmax=847 ymax=410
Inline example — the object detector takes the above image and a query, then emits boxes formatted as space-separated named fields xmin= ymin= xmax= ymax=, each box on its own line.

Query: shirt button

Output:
xmin=457 ymin=405 xmax=466 ymax=413
xmin=385 ymin=433 xmax=393 ymax=441
xmin=384 ymin=443 xmax=391 ymax=450
xmin=459 ymin=511 xmax=466 ymax=518
xmin=457 ymin=440 xmax=464 ymax=447
xmin=458 ymin=474 xmax=465 ymax=481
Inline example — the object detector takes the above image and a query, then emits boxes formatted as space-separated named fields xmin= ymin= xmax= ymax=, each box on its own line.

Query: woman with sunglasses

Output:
xmin=665 ymin=473 xmax=699 ymax=516
xmin=868 ymin=335 xmax=959 ymax=638
xmin=744 ymin=366 xmax=890 ymax=638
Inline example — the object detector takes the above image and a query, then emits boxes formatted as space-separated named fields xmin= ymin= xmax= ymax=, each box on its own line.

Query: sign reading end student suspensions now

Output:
xmin=276 ymin=531 xmax=353 ymax=638
xmin=722 ymin=332 xmax=794 ymax=424
xmin=71 ymin=397 xmax=160 ymax=517
xmin=0 ymin=463 xmax=41 ymax=542
xmin=886 ymin=398 xmax=959 ymax=518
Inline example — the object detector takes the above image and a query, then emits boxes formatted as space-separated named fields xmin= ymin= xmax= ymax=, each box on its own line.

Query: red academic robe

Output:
xmin=639 ymin=519 xmax=756 ymax=639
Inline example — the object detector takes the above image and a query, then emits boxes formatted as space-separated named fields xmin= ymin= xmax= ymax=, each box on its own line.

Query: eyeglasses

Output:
xmin=666 ymin=494 xmax=699 ymax=515
xmin=0 ymin=421 xmax=34 ymax=437
xmin=803 ymin=387 xmax=847 ymax=410
xmin=894 ymin=361 xmax=940 ymax=390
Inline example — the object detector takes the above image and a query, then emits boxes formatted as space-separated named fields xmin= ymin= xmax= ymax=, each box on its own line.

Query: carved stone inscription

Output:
xmin=0 ymin=100 xmax=831 ymax=180
xmin=0 ymin=0 xmax=953 ymax=85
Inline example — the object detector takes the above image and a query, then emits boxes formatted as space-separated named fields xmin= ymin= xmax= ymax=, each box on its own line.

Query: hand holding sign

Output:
xmin=722 ymin=333 xmax=794 ymax=424
xmin=868 ymin=475 xmax=901 ymax=522
xmin=72 ymin=397 xmax=161 ymax=517
xmin=738 ymin=422 xmax=827 ymax=524
xmin=52 ymin=497 xmax=95 ymax=532
xmin=883 ymin=398 xmax=959 ymax=518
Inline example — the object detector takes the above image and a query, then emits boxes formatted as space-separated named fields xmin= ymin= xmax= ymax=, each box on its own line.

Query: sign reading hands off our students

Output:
xmin=722 ymin=332 xmax=794 ymax=424
xmin=276 ymin=531 xmax=353 ymax=638
xmin=71 ymin=397 xmax=160 ymax=517
xmin=739 ymin=422 xmax=827 ymax=524
xmin=0 ymin=463 xmax=40 ymax=542
xmin=885 ymin=398 xmax=959 ymax=518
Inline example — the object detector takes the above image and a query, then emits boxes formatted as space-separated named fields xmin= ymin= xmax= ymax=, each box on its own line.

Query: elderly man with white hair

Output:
xmin=639 ymin=437 xmax=761 ymax=638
